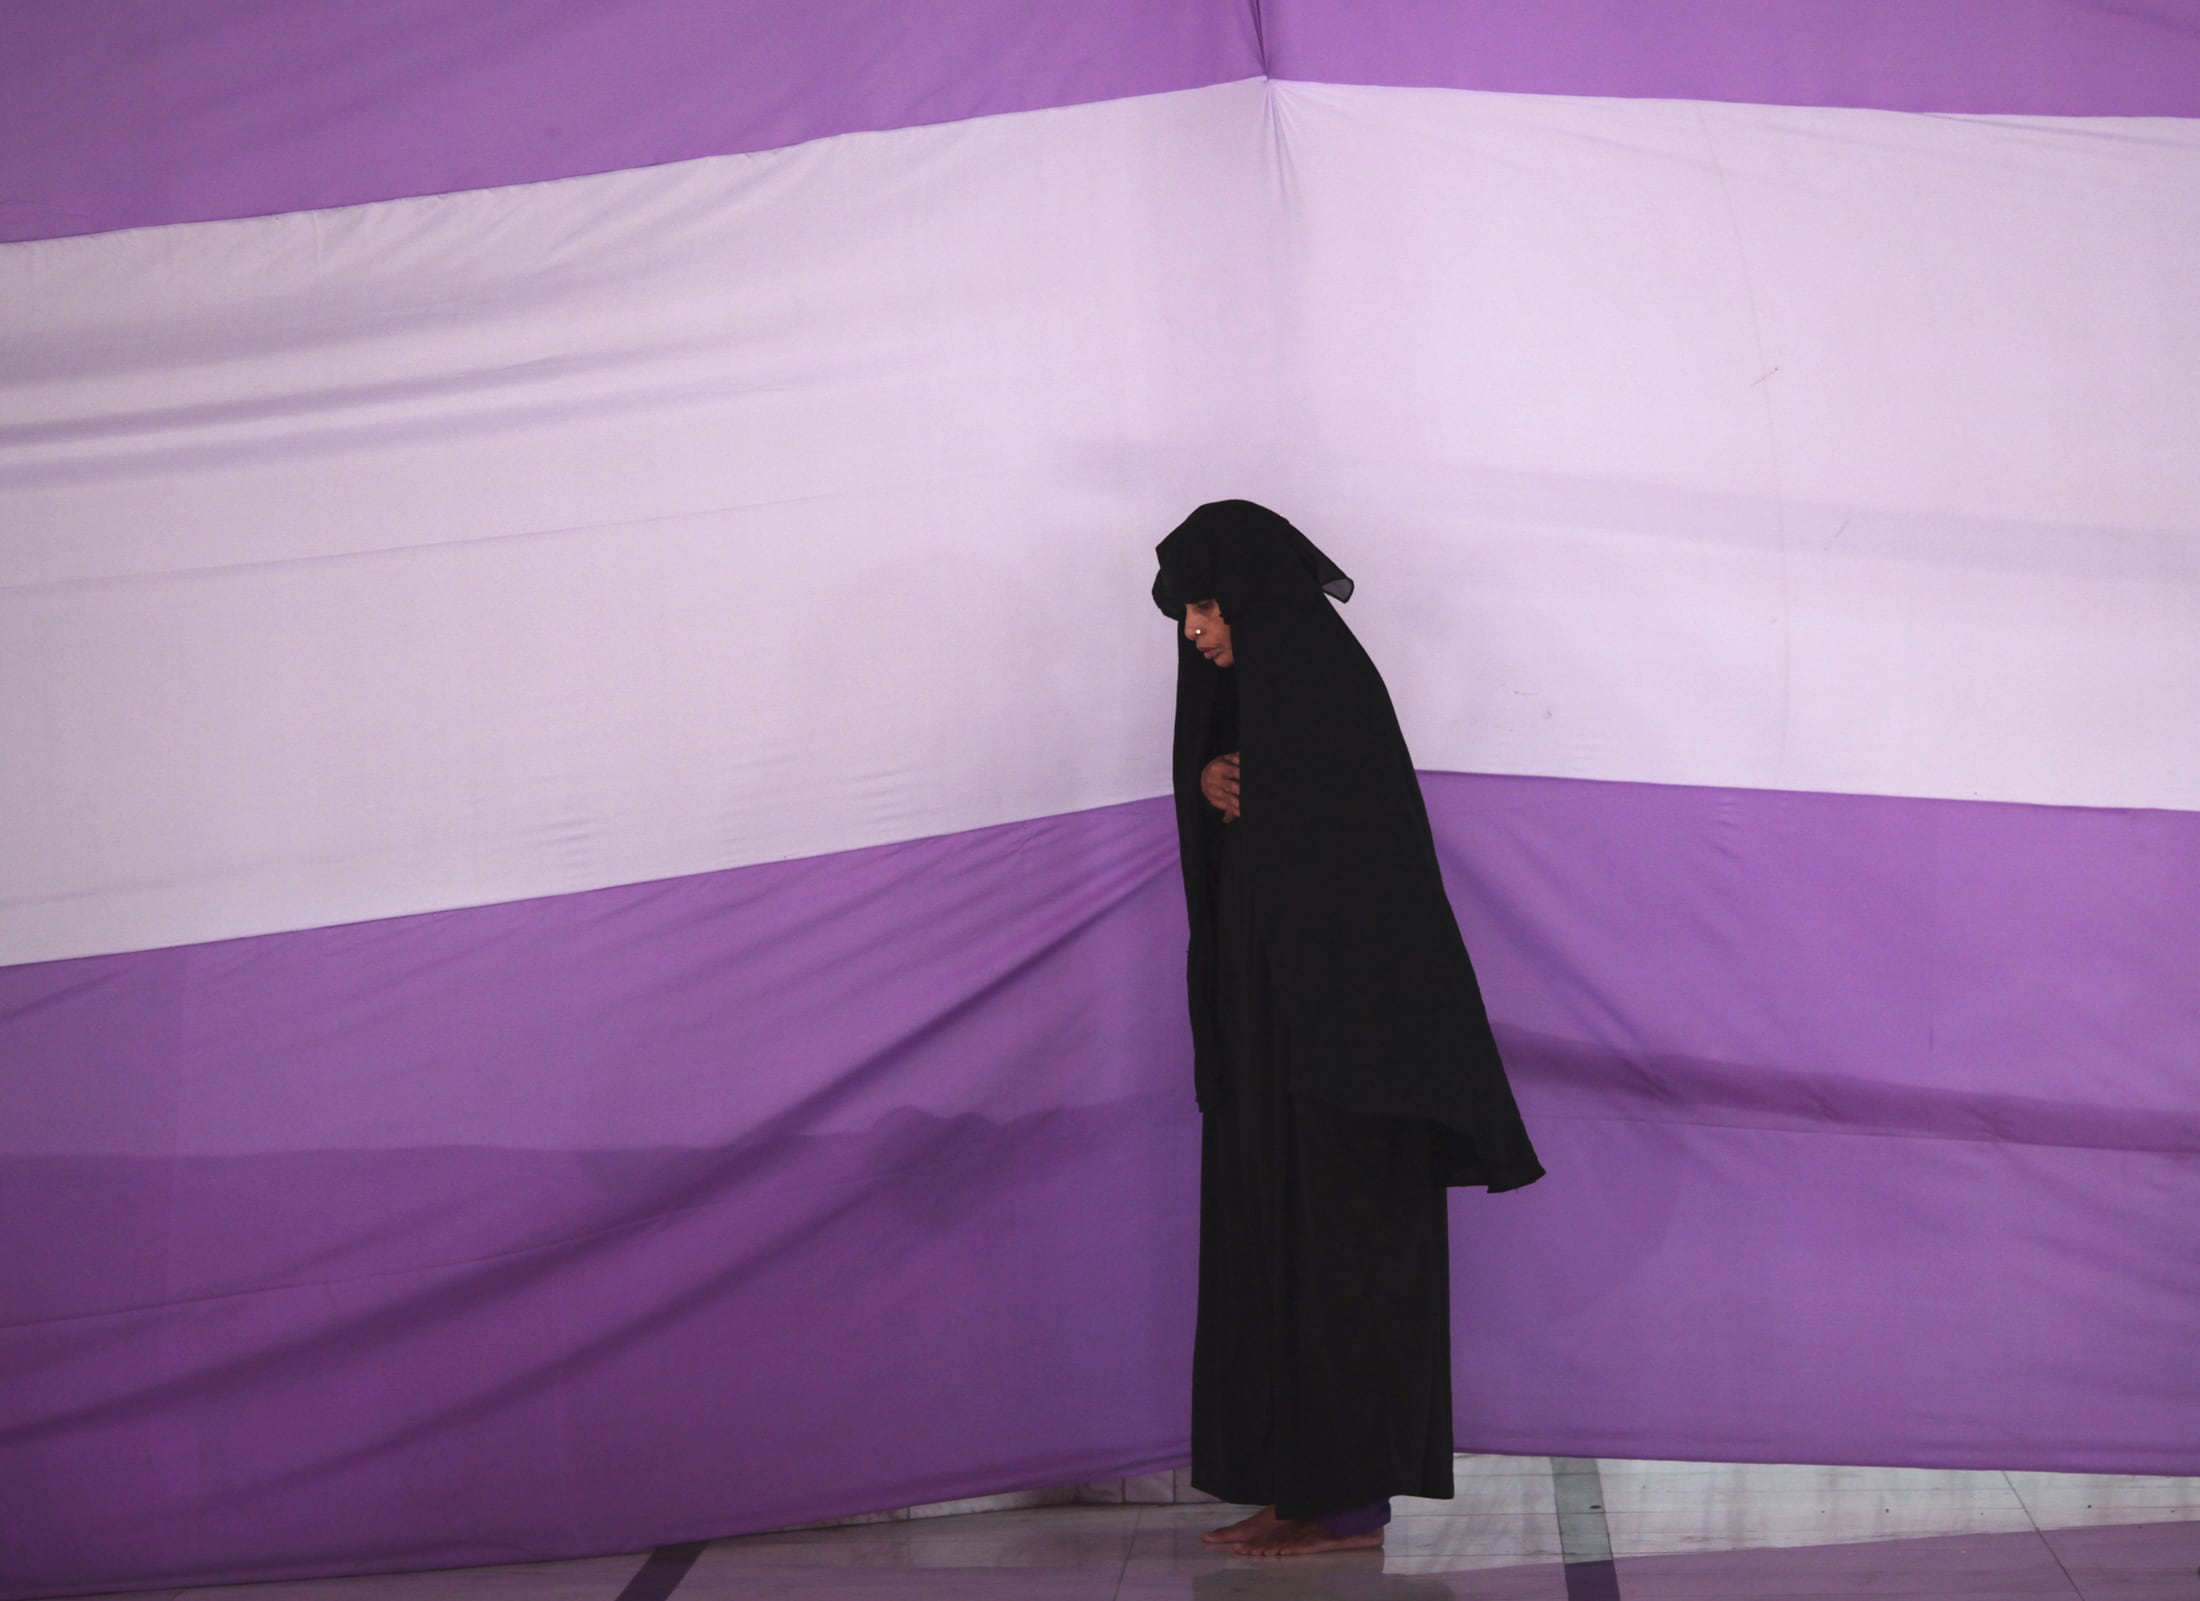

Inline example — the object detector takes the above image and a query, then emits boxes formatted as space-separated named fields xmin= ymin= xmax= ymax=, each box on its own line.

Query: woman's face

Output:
xmin=1183 ymin=599 xmax=1234 ymax=667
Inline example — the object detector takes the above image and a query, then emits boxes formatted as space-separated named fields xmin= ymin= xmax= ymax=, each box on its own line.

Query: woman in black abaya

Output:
xmin=1151 ymin=499 xmax=1544 ymax=1558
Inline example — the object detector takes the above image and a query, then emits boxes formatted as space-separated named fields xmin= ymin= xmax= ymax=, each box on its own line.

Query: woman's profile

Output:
xmin=1150 ymin=499 xmax=1544 ymax=1557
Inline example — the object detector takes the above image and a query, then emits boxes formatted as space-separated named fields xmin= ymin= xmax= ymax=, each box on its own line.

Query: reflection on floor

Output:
xmin=97 ymin=1455 xmax=2200 ymax=1601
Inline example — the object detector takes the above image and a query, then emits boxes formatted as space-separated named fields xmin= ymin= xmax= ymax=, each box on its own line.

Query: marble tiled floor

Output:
xmin=79 ymin=1455 xmax=2200 ymax=1601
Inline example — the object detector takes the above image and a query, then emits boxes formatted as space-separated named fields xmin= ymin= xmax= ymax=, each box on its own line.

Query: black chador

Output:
xmin=1151 ymin=499 xmax=1543 ymax=1527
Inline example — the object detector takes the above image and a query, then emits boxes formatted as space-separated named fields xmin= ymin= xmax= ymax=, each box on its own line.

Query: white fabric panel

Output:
xmin=6 ymin=81 xmax=2199 ymax=965
xmin=1264 ymin=83 xmax=2200 ymax=810
xmin=0 ymin=81 xmax=1284 ymax=964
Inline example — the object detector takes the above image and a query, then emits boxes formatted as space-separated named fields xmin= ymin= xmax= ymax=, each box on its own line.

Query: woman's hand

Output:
xmin=1200 ymin=753 xmax=1241 ymax=822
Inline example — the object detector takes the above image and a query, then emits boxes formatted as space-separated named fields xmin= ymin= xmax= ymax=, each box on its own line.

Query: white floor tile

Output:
xmin=1599 ymin=1460 xmax=2012 ymax=1494
xmin=2008 ymin=1470 xmax=2200 ymax=1528
xmin=1603 ymin=1499 xmax=2039 ymax=1559
xmin=1599 ymin=1469 xmax=2025 ymax=1516
xmin=1168 ymin=1467 xmax=1222 ymax=1503
xmin=906 ymin=1487 xmax=1079 ymax=1519
xmin=1396 ymin=1472 xmax=1557 ymax=1518
xmin=1452 ymin=1452 xmax=1556 ymax=1478
xmin=1120 ymin=1471 xmax=1178 ymax=1504
xmin=1377 ymin=1513 xmax=1568 ymax=1571
xmin=117 ymin=1456 xmax=2200 ymax=1601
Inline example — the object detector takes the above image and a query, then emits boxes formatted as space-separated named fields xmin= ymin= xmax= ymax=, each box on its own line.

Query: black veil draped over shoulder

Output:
xmin=1152 ymin=499 xmax=1544 ymax=1193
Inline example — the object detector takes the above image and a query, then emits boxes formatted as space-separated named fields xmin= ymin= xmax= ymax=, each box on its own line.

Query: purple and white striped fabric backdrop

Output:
xmin=4 ymin=3 xmax=2197 ymax=1595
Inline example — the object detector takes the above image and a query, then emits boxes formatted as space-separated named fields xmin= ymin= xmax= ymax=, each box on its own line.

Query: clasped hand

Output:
xmin=1200 ymin=753 xmax=1241 ymax=822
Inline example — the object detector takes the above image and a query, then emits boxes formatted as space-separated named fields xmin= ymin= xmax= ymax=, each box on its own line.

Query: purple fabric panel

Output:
xmin=8 ymin=1 xmax=2195 ymax=248
xmin=0 ymin=1109 xmax=1199 ymax=1594
xmin=3 ymin=776 xmax=2197 ymax=1596
xmin=0 ymin=0 xmax=1259 ymax=243
xmin=0 ymin=800 xmax=1200 ymax=1598
xmin=1428 ymin=773 xmax=2200 ymax=1476
xmin=1263 ymin=0 xmax=2200 ymax=115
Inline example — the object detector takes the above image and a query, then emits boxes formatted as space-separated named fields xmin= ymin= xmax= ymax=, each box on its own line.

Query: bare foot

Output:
xmin=1202 ymin=1505 xmax=1279 ymax=1545
xmin=1233 ymin=1516 xmax=1384 ymax=1557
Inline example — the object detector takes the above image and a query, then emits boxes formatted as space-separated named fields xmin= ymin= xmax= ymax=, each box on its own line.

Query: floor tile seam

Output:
xmin=1107 ymin=1507 xmax=1146 ymax=1601
xmin=2007 ymin=1468 xmax=2090 ymax=1598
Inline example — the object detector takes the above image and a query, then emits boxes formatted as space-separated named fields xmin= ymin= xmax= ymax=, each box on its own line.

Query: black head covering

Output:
xmin=1153 ymin=499 xmax=1544 ymax=1192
